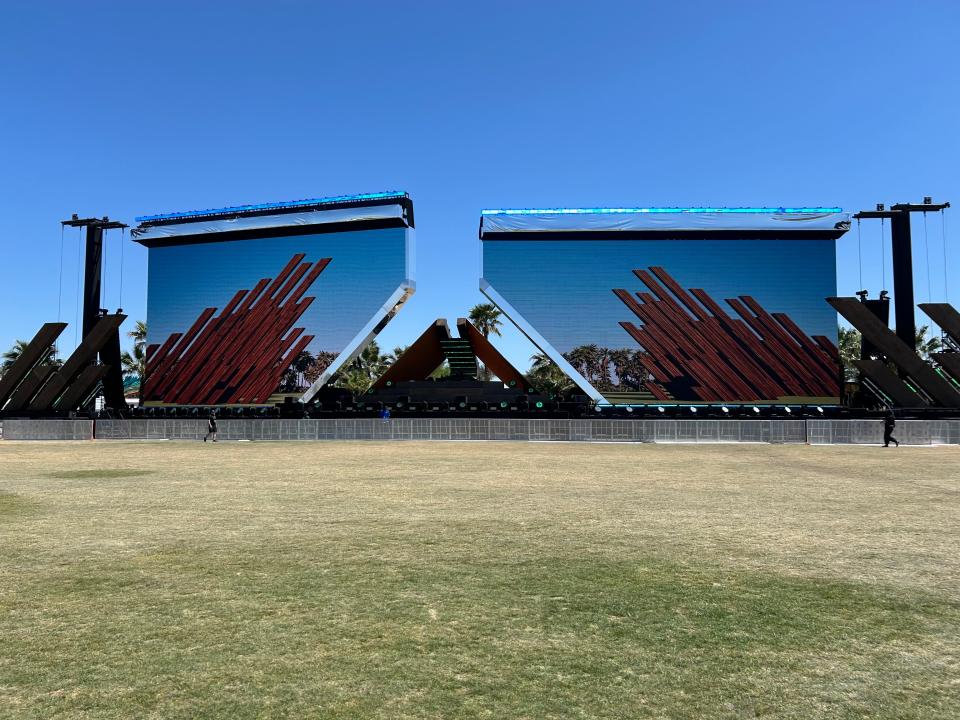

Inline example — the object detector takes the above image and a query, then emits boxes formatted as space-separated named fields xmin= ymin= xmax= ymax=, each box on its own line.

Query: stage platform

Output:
xmin=3 ymin=418 xmax=959 ymax=445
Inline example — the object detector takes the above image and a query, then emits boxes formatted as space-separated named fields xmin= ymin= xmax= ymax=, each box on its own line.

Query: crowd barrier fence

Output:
xmin=2 ymin=418 xmax=959 ymax=444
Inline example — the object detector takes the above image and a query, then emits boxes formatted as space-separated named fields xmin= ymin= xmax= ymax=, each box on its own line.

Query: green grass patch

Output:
xmin=1 ymin=441 xmax=958 ymax=718
xmin=0 ymin=491 xmax=37 ymax=517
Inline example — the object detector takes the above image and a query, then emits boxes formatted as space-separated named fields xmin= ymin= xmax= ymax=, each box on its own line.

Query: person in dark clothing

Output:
xmin=883 ymin=410 xmax=899 ymax=447
xmin=204 ymin=410 xmax=218 ymax=443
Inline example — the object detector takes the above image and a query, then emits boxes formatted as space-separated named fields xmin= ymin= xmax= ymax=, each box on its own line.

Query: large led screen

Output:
xmin=134 ymin=196 xmax=414 ymax=405
xmin=481 ymin=210 xmax=847 ymax=405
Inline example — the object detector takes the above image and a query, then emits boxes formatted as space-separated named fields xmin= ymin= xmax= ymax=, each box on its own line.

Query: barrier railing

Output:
xmin=3 ymin=418 xmax=958 ymax=444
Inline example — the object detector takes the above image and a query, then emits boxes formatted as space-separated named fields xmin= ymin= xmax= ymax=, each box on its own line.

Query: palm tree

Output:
xmin=838 ymin=327 xmax=861 ymax=382
xmin=120 ymin=343 xmax=147 ymax=403
xmin=526 ymin=352 xmax=574 ymax=398
xmin=304 ymin=350 xmax=338 ymax=385
xmin=121 ymin=320 xmax=149 ymax=402
xmin=128 ymin=320 xmax=147 ymax=352
xmin=333 ymin=341 xmax=394 ymax=396
xmin=468 ymin=303 xmax=503 ymax=338
xmin=279 ymin=350 xmax=315 ymax=393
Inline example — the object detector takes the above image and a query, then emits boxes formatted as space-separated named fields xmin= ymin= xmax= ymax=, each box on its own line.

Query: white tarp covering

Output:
xmin=480 ymin=209 xmax=850 ymax=236
xmin=134 ymin=204 xmax=405 ymax=241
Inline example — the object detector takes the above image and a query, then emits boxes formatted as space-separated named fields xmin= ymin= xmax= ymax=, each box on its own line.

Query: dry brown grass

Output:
xmin=1 ymin=440 xmax=958 ymax=718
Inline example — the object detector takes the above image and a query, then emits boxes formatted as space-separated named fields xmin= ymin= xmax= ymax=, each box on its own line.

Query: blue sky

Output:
xmin=1 ymin=1 xmax=957 ymax=371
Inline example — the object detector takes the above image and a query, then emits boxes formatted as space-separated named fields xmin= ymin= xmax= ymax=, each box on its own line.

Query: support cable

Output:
xmin=922 ymin=211 xmax=932 ymax=303
xmin=880 ymin=217 xmax=886 ymax=290
xmin=118 ymin=227 xmax=125 ymax=311
xmin=56 ymin=224 xmax=65 ymax=357
xmin=56 ymin=225 xmax=65 ymax=322
xmin=856 ymin=218 xmax=863 ymax=290
xmin=74 ymin=227 xmax=83 ymax=349
xmin=943 ymin=209 xmax=950 ymax=303
xmin=102 ymin=228 xmax=108 ymax=312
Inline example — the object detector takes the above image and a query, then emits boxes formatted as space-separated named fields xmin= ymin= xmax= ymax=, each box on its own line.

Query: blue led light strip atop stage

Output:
xmin=136 ymin=191 xmax=408 ymax=223
xmin=481 ymin=207 xmax=843 ymax=215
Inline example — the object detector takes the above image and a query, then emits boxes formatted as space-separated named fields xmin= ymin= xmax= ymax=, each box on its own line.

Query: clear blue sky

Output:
xmin=1 ymin=1 xmax=957 ymax=370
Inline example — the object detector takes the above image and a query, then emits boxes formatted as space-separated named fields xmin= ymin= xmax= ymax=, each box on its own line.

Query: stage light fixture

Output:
xmin=784 ymin=406 xmax=792 ymax=414
xmin=657 ymin=406 xmax=665 ymax=413
xmin=752 ymin=406 xmax=760 ymax=414
xmin=626 ymin=407 xmax=633 ymax=413
xmin=690 ymin=406 xmax=698 ymax=414
xmin=816 ymin=406 xmax=824 ymax=414
xmin=500 ymin=401 xmax=508 ymax=408
xmin=721 ymin=406 xmax=729 ymax=414
xmin=535 ymin=401 xmax=544 ymax=408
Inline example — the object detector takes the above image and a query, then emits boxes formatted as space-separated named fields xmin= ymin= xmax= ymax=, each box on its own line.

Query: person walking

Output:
xmin=883 ymin=409 xmax=899 ymax=447
xmin=204 ymin=409 xmax=218 ymax=443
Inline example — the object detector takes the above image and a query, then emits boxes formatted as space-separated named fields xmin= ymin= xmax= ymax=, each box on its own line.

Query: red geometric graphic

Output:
xmin=143 ymin=254 xmax=331 ymax=405
xmin=614 ymin=267 xmax=840 ymax=401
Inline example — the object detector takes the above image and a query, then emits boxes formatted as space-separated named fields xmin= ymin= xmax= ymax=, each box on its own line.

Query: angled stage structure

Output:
xmin=372 ymin=318 xmax=529 ymax=392
xmin=829 ymin=297 xmax=960 ymax=408
xmin=0 ymin=315 xmax=126 ymax=415
xmin=919 ymin=302 xmax=960 ymax=390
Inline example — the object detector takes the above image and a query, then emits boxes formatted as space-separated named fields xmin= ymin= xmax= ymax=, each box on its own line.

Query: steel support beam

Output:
xmin=456 ymin=318 xmax=529 ymax=391
xmin=854 ymin=360 xmax=928 ymax=407
xmin=829 ymin=297 xmax=960 ymax=407
xmin=919 ymin=303 xmax=960 ymax=347
xmin=29 ymin=314 xmax=126 ymax=411
xmin=0 ymin=322 xmax=67 ymax=408
xmin=4 ymin=365 xmax=58 ymax=412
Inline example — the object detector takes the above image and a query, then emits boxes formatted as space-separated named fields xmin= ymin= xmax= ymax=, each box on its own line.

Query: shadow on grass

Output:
xmin=46 ymin=469 xmax=157 ymax=480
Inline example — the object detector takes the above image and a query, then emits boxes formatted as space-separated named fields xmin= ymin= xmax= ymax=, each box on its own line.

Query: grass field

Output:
xmin=1 ymin=440 xmax=959 ymax=719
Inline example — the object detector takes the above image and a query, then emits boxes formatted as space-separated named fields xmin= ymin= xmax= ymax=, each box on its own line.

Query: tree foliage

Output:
xmin=468 ymin=303 xmax=503 ymax=338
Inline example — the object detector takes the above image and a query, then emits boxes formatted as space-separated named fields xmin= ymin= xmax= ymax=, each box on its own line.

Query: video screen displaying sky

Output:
xmin=147 ymin=226 xmax=409 ymax=356
xmin=483 ymin=237 xmax=838 ymax=354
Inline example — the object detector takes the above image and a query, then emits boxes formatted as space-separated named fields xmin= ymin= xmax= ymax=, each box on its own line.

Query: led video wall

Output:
xmin=480 ymin=209 xmax=848 ymax=404
xmin=134 ymin=194 xmax=414 ymax=404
